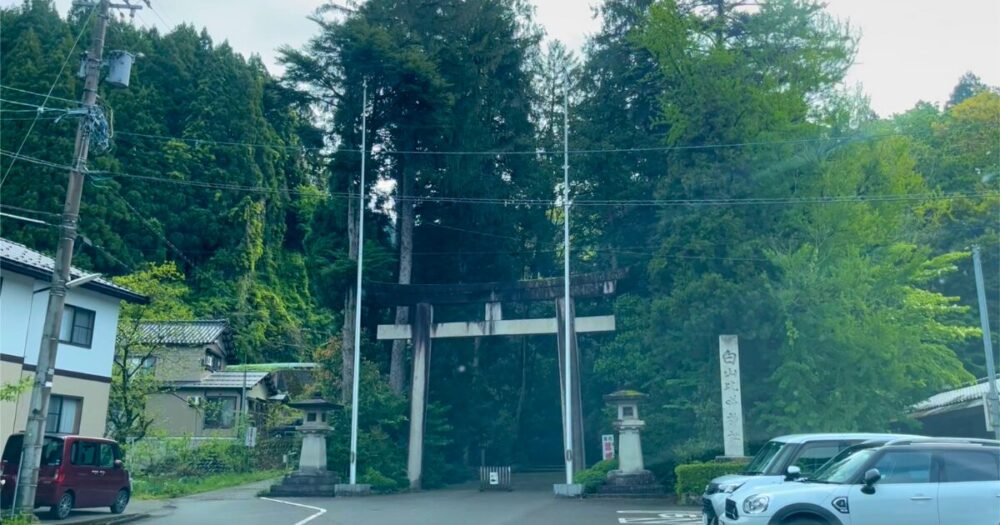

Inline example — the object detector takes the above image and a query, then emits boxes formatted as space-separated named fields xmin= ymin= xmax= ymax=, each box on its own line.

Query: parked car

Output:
xmin=721 ymin=438 xmax=1000 ymax=525
xmin=702 ymin=433 xmax=922 ymax=525
xmin=1 ymin=433 xmax=131 ymax=520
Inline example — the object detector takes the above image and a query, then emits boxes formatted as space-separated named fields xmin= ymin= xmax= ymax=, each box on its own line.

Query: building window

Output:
xmin=59 ymin=305 xmax=95 ymax=348
xmin=127 ymin=356 xmax=157 ymax=373
xmin=203 ymin=352 xmax=221 ymax=372
xmin=204 ymin=396 xmax=237 ymax=429
xmin=46 ymin=395 xmax=81 ymax=434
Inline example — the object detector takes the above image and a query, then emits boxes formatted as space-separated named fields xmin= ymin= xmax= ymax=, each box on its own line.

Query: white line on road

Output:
xmin=260 ymin=497 xmax=328 ymax=525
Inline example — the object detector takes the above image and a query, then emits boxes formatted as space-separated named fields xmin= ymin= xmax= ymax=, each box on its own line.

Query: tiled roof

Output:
xmin=170 ymin=371 xmax=269 ymax=389
xmin=136 ymin=320 xmax=230 ymax=346
xmin=911 ymin=378 xmax=1000 ymax=415
xmin=0 ymin=237 xmax=146 ymax=303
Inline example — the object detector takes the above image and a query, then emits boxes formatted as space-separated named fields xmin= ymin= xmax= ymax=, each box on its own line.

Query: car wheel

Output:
xmin=783 ymin=517 xmax=827 ymax=525
xmin=110 ymin=489 xmax=130 ymax=514
xmin=49 ymin=491 xmax=73 ymax=520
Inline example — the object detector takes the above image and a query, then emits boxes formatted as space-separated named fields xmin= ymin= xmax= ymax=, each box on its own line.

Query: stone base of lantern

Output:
xmin=268 ymin=470 xmax=340 ymax=498
xmin=334 ymin=483 xmax=372 ymax=497
xmin=594 ymin=470 xmax=666 ymax=498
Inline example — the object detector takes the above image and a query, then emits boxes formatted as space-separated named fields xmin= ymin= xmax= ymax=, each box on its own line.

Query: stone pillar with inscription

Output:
xmin=719 ymin=335 xmax=746 ymax=458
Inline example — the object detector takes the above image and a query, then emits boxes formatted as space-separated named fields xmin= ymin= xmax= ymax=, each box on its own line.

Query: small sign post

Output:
xmin=602 ymin=434 xmax=615 ymax=461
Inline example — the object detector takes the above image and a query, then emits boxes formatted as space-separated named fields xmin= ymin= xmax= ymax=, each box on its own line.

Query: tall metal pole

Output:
xmin=15 ymin=0 xmax=111 ymax=514
xmin=972 ymin=245 xmax=1000 ymax=441
xmin=349 ymin=81 xmax=367 ymax=485
xmin=562 ymin=85 xmax=574 ymax=485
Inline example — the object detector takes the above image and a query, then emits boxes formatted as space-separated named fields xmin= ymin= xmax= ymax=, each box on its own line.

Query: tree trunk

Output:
xmin=389 ymin=157 xmax=415 ymax=394
xmin=341 ymin=191 xmax=358 ymax=403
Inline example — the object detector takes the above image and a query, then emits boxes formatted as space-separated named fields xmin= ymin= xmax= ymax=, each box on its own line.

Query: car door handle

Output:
xmin=910 ymin=496 xmax=933 ymax=501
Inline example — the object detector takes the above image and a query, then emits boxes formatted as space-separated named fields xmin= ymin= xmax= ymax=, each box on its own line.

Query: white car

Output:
xmin=720 ymin=439 xmax=1000 ymax=525
xmin=702 ymin=433 xmax=918 ymax=525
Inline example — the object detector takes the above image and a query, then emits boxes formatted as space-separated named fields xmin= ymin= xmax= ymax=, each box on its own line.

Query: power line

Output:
xmin=113 ymin=128 xmax=908 ymax=157
xmin=0 ymin=85 xmax=81 ymax=105
xmin=0 ymin=98 xmax=73 ymax=113
xmin=0 ymin=4 xmax=98 ymax=189
xmin=5 ymin=148 xmax=998 ymax=208
xmin=0 ymin=205 xmax=60 ymax=217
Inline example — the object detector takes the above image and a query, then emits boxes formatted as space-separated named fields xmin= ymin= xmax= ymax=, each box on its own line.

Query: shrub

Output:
xmin=573 ymin=459 xmax=619 ymax=493
xmin=674 ymin=461 xmax=748 ymax=504
xmin=359 ymin=467 xmax=399 ymax=492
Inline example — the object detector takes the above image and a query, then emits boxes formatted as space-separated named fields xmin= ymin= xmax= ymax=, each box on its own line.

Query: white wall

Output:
xmin=1 ymin=269 xmax=122 ymax=379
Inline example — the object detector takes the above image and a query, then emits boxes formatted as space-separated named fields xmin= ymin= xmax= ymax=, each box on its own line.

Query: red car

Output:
xmin=1 ymin=433 xmax=131 ymax=520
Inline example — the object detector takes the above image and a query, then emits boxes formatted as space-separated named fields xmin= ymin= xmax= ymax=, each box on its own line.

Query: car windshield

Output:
xmin=743 ymin=441 xmax=788 ymax=475
xmin=809 ymin=443 xmax=877 ymax=479
xmin=809 ymin=448 xmax=878 ymax=483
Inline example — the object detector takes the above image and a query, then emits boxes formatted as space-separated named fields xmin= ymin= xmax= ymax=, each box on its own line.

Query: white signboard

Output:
xmin=489 ymin=471 xmax=499 ymax=485
xmin=244 ymin=426 xmax=258 ymax=448
xmin=602 ymin=434 xmax=615 ymax=460
xmin=719 ymin=335 xmax=745 ymax=457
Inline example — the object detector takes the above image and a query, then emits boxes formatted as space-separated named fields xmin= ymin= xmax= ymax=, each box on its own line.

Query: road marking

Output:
xmin=260 ymin=497 xmax=328 ymax=525
xmin=616 ymin=510 xmax=702 ymax=524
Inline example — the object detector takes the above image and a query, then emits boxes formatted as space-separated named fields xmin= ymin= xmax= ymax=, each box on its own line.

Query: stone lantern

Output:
xmin=268 ymin=396 xmax=341 ymax=497
xmin=600 ymin=390 xmax=663 ymax=495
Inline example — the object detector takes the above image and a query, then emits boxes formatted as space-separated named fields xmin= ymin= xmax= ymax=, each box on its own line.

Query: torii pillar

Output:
xmin=371 ymin=270 xmax=626 ymax=490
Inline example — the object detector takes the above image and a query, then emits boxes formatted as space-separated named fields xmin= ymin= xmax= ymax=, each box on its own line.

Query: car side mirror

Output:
xmin=785 ymin=465 xmax=802 ymax=481
xmin=113 ymin=459 xmax=124 ymax=469
xmin=861 ymin=468 xmax=881 ymax=494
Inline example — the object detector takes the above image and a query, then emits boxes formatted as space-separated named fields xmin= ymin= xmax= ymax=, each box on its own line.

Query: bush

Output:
xmin=573 ymin=459 xmax=619 ymax=493
xmin=674 ymin=461 xmax=748 ymax=504
xmin=359 ymin=467 xmax=400 ymax=492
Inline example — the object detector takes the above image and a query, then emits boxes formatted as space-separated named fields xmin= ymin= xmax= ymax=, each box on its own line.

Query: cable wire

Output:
xmin=0 ymin=5 xmax=97 ymax=189
xmin=0 ymin=85 xmax=81 ymax=105
xmin=3 ymin=149 xmax=997 ymax=208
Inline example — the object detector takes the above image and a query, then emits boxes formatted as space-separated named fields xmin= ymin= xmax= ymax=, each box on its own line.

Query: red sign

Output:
xmin=602 ymin=434 xmax=615 ymax=460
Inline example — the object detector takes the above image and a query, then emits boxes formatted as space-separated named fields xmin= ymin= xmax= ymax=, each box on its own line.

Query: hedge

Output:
xmin=573 ymin=459 xmax=619 ymax=493
xmin=675 ymin=461 xmax=748 ymax=503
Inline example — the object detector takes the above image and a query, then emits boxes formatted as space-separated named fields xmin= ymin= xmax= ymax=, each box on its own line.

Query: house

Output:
xmin=910 ymin=377 xmax=1000 ymax=439
xmin=0 ymin=238 xmax=147 ymax=447
xmin=138 ymin=320 xmax=283 ymax=438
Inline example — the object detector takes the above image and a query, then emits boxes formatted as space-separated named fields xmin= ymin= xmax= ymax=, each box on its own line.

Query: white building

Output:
xmin=0 ymin=238 xmax=146 ymax=447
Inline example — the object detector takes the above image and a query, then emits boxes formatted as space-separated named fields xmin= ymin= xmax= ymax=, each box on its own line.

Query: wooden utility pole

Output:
xmin=15 ymin=0 xmax=117 ymax=513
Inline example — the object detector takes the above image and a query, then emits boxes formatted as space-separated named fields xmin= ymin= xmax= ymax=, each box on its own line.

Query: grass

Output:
xmin=0 ymin=510 xmax=37 ymax=524
xmin=132 ymin=469 xmax=285 ymax=500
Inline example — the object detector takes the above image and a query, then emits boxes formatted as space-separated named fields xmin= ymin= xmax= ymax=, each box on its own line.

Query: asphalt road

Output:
xmin=138 ymin=473 xmax=702 ymax=525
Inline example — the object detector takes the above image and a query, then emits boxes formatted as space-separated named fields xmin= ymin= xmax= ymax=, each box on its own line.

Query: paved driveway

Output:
xmin=139 ymin=474 xmax=700 ymax=525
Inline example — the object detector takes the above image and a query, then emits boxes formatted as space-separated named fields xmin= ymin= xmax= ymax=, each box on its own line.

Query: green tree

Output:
xmin=108 ymin=262 xmax=194 ymax=442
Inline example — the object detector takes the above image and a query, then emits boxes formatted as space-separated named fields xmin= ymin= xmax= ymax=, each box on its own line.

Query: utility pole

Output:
xmin=561 ymin=84 xmax=574 ymax=486
xmin=15 ymin=0 xmax=127 ymax=513
xmin=348 ymin=81 xmax=367 ymax=486
xmin=972 ymin=245 xmax=1000 ymax=441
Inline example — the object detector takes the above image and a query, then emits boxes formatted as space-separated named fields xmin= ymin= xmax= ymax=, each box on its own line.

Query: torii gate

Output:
xmin=370 ymin=269 xmax=626 ymax=490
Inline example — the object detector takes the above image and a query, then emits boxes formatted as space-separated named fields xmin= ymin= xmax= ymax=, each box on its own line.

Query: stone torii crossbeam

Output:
xmin=369 ymin=270 xmax=625 ymax=490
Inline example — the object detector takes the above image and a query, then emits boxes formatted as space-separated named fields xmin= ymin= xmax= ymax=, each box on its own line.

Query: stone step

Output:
xmin=281 ymin=475 xmax=341 ymax=486
xmin=268 ymin=485 xmax=338 ymax=497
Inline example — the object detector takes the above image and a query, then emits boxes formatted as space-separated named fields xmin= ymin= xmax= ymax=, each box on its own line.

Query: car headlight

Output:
xmin=742 ymin=494 xmax=770 ymax=514
xmin=719 ymin=482 xmax=745 ymax=493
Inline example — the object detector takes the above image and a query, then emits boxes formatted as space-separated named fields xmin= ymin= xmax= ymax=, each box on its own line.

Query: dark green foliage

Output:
xmin=674 ymin=461 xmax=748 ymax=502
xmin=573 ymin=459 xmax=618 ymax=493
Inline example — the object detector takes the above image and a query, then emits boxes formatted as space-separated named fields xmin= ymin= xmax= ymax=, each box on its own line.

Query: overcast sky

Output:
xmin=9 ymin=0 xmax=999 ymax=116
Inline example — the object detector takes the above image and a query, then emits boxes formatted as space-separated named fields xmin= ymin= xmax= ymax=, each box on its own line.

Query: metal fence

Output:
xmin=478 ymin=466 xmax=512 ymax=491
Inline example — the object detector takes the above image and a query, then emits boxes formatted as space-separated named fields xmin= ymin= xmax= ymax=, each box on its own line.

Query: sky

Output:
xmin=8 ymin=0 xmax=999 ymax=117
